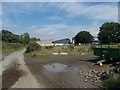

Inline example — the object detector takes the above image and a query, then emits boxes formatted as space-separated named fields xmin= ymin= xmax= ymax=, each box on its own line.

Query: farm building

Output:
xmin=52 ymin=38 xmax=71 ymax=46
xmin=36 ymin=40 xmax=53 ymax=46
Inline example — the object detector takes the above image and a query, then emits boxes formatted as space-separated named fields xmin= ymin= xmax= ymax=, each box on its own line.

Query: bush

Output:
xmin=104 ymin=75 xmax=120 ymax=89
xmin=45 ymin=46 xmax=53 ymax=49
xmin=25 ymin=42 xmax=41 ymax=53
xmin=102 ymin=62 xmax=120 ymax=89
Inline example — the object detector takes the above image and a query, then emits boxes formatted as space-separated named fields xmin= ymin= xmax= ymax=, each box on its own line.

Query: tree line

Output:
xmin=1 ymin=22 xmax=120 ymax=47
xmin=1 ymin=30 xmax=40 ymax=45
xmin=74 ymin=22 xmax=120 ymax=44
xmin=0 ymin=30 xmax=41 ymax=53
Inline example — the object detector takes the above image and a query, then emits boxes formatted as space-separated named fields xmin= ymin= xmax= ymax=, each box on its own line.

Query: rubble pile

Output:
xmin=79 ymin=70 xmax=105 ymax=85
xmin=79 ymin=63 xmax=120 ymax=86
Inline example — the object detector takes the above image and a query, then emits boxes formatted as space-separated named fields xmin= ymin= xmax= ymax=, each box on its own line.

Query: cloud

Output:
xmin=2 ymin=0 xmax=120 ymax=2
xmin=0 ymin=3 xmax=2 ymax=30
xmin=87 ymin=5 xmax=118 ymax=21
xmin=3 ymin=2 xmax=118 ymax=22
xmin=57 ymin=2 xmax=118 ymax=21
xmin=3 ymin=3 xmax=46 ymax=15
xmin=29 ymin=21 xmax=101 ymax=40
xmin=43 ymin=16 xmax=63 ymax=21
xmin=30 ymin=27 xmax=56 ymax=39
xmin=2 ymin=2 xmax=118 ymax=40
xmin=30 ymin=25 xmax=38 ymax=29
xmin=2 ymin=20 xmax=19 ymax=30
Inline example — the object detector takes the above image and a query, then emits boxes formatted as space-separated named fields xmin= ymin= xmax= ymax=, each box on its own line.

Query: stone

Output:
xmin=98 ymin=80 xmax=101 ymax=83
xmin=96 ymin=72 xmax=101 ymax=77
xmin=92 ymin=70 xmax=95 ymax=72
xmin=91 ymin=82 xmax=94 ymax=85
xmin=85 ymin=76 xmax=89 ymax=79
xmin=79 ymin=71 xmax=81 ymax=73
xmin=84 ymin=79 xmax=87 ymax=82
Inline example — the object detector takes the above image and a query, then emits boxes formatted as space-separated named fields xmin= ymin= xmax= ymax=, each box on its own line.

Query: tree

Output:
xmin=20 ymin=33 xmax=30 ymax=45
xmin=36 ymin=38 xmax=40 ymax=41
xmin=0 ymin=32 xmax=1 ymax=41
xmin=30 ymin=37 xmax=37 ymax=42
xmin=29 ymin=37 xmax=40 ymax=43
xmin=98 ymin=22 xmax=120 ymax=44
xmin=74 ymin=31 xmax=94 ymax=44
xmin=30 ymin=37 xmax=40 ymax=42
xmin=2 ymin=30 xmax=19 ymax=43
xmin=25 ymin=42 xmax=41 ymax=53
xmin=1 ymin=30 xmax=38 ymax=45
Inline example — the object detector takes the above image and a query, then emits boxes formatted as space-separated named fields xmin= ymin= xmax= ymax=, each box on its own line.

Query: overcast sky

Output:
xmin=2 ymin=1 xmax=118 ymax=40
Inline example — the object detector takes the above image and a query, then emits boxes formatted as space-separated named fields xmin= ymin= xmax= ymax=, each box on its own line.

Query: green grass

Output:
xmin=102 ymin=63 xmax=120 ymax=89
xmin=25 ymin=45 xmax=93 ymax=57
xmin=103 ymin=75 xmax=120 ymax=89
xmin=2 ymin=41 xmax=25 ymax=58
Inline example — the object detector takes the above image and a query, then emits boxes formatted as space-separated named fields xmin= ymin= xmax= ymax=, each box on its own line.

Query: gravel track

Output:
xmin=1 ymin=48 xmax=44 ymax=89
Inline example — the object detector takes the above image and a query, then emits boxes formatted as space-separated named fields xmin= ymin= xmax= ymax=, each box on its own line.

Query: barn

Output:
xmin=52 ymin=38 xmax=71 ymax=46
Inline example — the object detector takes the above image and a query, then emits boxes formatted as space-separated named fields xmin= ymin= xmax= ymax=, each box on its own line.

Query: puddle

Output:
xmin=43 ymin=63 xmax=67 ymax=72
xmin=42 ymin=63 xmax=80 ymax=81
xmin=64 ymin=67 xmax=80 ymax=72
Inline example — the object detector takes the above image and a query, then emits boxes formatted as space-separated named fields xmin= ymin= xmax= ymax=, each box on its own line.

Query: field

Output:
xmin=25 ymin=45 xmax=94 ymax=57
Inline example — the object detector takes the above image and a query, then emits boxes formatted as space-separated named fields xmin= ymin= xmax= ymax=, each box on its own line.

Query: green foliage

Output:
xmin=2 ymin=30 xmax=20 ymax=43
xmin=25 ymin=45 xmax=93 ymax=56
xmin=20 ymin=33 xmax=30 ymax=45
xmin=25 ymin=42 xmax=41 ymax=53
xmin=36 ymin=38 xmax=40 ymax=41
xmin=30 ymin=37 xmax=37 ymax=42
xmin=2 ymin=42 xmax=23 ymax=50
xmin=0 ymin=31 xmax=2 ymax=41
xmin=1 ymin=30 xmax=38 ymax=45
xmin=74 ymin=31 xmax=94 ymax=44
xmin=2 ymin=41 xmax=25 ymax=58
xmin=102 ymin=63 xmax=120 ymax=89
xmin=104 ymin=75 xmax=120 ymax=89
xmin=98 ymin=22 xmax=120 ymax=44
xmin=29 ymin=37 xmax=40 ymax=42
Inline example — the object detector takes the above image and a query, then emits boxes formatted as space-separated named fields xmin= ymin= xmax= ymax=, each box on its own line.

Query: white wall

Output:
xmin=54 ymin=43 xmax=64 ymax=46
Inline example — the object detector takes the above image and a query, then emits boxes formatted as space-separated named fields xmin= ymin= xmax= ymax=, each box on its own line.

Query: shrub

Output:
xmin=103 ymin=75 xmax=120 ymax=89
xmin=25 ymin=42 xmax=41 ymax=53
xmin=45 ymin=46 xmax=53 ymax=49
xmin=102 ymin=62 xmax=120 ymax=89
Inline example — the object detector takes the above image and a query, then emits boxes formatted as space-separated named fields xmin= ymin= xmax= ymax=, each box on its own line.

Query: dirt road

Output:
xmin=1 ymin=49 xmax=110 ymax=88
xmin=25 ymin=55 xmax=110 ymax=88
xmin=2 ymin=49 xmax=25 ymax=73
xmin=2 ymin=48 xmax=44 ymax=88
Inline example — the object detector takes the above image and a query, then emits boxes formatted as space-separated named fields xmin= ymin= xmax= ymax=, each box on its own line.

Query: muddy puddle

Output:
xmin=25 ymin=56 xmax=108 ymax=88
xmin=43 ymin=63 xmax=67 ymax=72
xmin=42 ymin=63 xmax=80 ymax=80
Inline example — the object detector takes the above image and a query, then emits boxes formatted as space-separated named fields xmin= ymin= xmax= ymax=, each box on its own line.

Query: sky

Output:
xmin=1 ymin=1 xmax=118 ymax=40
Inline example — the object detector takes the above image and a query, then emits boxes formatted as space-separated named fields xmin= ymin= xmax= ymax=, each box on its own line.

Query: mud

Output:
xmin=24 ymin=55 xmax=110 ymax=88
xmin=1 ymin=48 xmax=45 ymax=89
xmin=2 ymin=65 xmax=23 ymax=89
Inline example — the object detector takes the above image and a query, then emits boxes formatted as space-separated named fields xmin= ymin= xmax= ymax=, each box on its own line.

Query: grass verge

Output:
xmin=103 ymin=75 xmax=120 ymax=89
xmin=24 ymin=45 xmax=93 ymax=57
xmin=2 ymin=41 xmax=25 ymax=59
